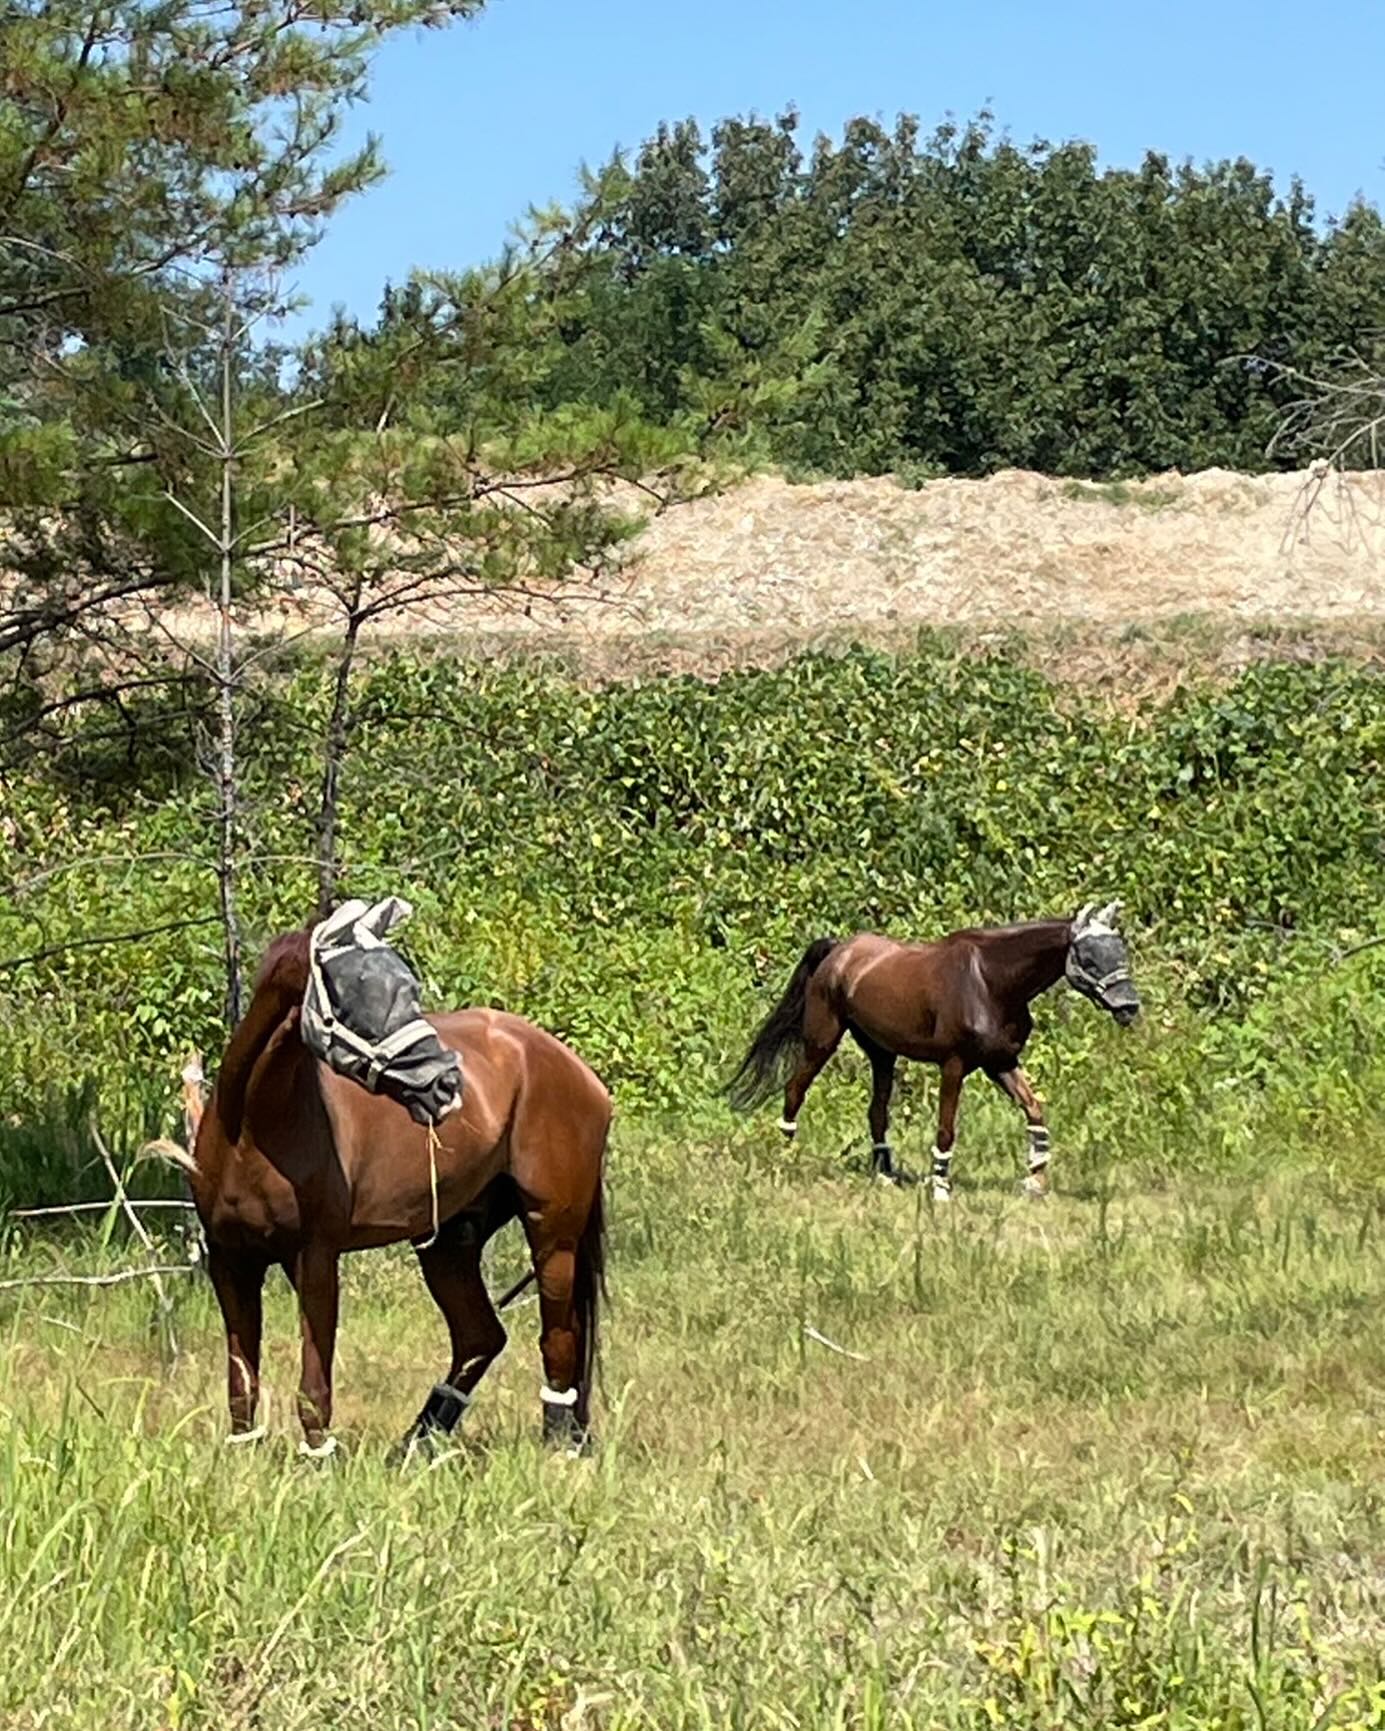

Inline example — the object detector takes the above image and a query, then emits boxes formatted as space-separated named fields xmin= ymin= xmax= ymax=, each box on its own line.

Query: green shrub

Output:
xmin=2 ymin=638 xmax=1384 ymax=1198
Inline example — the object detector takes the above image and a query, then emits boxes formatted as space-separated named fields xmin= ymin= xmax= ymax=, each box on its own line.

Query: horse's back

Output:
xmin=431 ymin=1008 xmax=610 ymax=1214
xmin=430 ymin=1007 xmax=610 ymax=1119
xmin=822 ymin=930 xmax=991 ymax=1058
xmin=824 ymin=931 xmax=960 ymax=993
xmin=313 ymin=1006 xmax=608 ymax=1246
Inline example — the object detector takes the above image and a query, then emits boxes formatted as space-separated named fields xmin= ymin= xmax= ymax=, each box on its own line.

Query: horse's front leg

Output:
xmin=207 ymin=1245 xmax=266 ymax=1441
xmin=863 ymin=1042 xmax=899 ymax=1180
xmin=290 ymin=1243 xmax=341 ymax=1457
xmin=993 ymin=1067 xmax=1049 ymax=1198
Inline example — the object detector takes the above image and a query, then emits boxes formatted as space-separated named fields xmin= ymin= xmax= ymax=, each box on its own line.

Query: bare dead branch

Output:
xmin=0 ymin=1266 xmax=197 ymax=1293
xmin=91 ymin=1118 xmax=179 ymax=1358
xmin=10 ymin=1201 xmax=196 ymax=1218
xmin=0 ymin=914 xmax=221 ymax=974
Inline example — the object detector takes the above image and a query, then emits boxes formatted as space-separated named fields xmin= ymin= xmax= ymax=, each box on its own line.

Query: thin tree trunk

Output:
xmin=315 ymin=601 xmax=364 ymax=918
xmin=216 ymin=272 xmax=242 ymax=1028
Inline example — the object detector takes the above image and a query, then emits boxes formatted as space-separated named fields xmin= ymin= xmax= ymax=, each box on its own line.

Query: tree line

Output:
xmin=537 ymin=109 xmax=1385 ymax=480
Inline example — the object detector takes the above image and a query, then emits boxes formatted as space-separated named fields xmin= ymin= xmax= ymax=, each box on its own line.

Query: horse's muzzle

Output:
xmin=1111 ymin=1001 xmax=1140 ymax=1027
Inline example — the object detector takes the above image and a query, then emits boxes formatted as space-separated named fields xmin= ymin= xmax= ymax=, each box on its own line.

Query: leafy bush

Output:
xmin=3 ymin=638 xmax=1385 ymax=1198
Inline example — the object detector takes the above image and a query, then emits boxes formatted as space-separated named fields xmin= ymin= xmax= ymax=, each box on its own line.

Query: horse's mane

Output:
xmin=954 ymin=918 xmax=1071 ymax=944
xmin=211 ymin=924 xmax=314 ymax=1143
xmin=253 ymin=925 xmax=312 ymax=994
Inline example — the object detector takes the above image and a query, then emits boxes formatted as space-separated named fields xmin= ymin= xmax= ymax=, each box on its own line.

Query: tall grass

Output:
xmin=3 ymin=1129 xmax=1385 ymax=1728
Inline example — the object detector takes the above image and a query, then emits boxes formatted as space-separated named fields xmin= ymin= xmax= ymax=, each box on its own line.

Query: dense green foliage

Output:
xmin=4 ymin=640 xmax=1385 ymax=1197
xmin=0 ymin=0 xmax=480 ymax=538
xmin=537 ymin=111 xmax=1385 ymax=479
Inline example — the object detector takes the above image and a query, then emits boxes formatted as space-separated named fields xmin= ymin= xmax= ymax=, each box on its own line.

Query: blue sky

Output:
xmin=290 ymin=0 xmax=1385 ymax=334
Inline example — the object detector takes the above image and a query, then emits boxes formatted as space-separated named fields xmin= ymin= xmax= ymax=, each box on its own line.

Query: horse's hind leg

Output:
xmin=207 ymin=1245 xmax=267 ymax=1441
xmin=779 ymin=991 xmax=844 ymax=1140
xmin=850 ymin=1031 xmax=900 ymax=1180
xmin=508 ymin=1071 xmax=609 ymax=1453
xmin=519 ymin=1203 xmax=589 ymax=1451
xmin=397 ymin=1204 xmax=511 ymax=1462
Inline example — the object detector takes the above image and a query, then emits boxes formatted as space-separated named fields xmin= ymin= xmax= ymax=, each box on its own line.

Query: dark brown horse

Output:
xmin=162 ymin=926 xmax=610 ymax=1459
xmin=729 ymin=901 xmax=1139 ymax=1198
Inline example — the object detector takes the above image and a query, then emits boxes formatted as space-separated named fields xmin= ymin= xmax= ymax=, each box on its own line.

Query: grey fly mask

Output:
xmin=1065 ymin=900 xmax=1140 ymax=1025
xmin=301 ymin=897 xmax=463 ymax=1126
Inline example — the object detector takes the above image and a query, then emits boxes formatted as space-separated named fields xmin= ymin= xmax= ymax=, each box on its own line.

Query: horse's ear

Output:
xmin=1097 ymin=898 xmax=1123 ymax=928
xmin=1073 ymin=902 xmax=1096 ymax=932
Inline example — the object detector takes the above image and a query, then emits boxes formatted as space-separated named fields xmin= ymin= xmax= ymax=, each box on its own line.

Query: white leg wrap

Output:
xmin=931 ymin=1145 xmax=952 ymax=1202
xmin=540 ymin=1384 xmax=578 ymax=1408
xmin=298 ymin=1433 xmax=339 ymax=1460
xmin=777 ymin=1117 xmax=798 ymax=1137
xmin=1027 ymin=1125 xmax=1051 ymax=1172
xmin=224 ymin=1424 xmax=267 ymax=1447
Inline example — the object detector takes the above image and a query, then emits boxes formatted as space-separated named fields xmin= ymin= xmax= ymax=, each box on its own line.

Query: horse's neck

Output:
xmin=212 ymin=940 xmax=311 ymax=1144
xmin=984 ymin=921 xmax=1071 ymax=1004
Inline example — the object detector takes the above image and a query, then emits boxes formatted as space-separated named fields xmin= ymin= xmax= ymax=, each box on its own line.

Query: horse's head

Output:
xmin=1066 ymin=900 xmax=1140 ymax=1026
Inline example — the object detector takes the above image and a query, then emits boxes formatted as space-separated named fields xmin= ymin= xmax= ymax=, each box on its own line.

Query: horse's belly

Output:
xmin=342 ymin=1145 xmax=506 ymax=1249
xmin=850 ymin=1004 xmax=947 ymax=1063
xmin=887 ymin=1035 xmax=951 ymax=1064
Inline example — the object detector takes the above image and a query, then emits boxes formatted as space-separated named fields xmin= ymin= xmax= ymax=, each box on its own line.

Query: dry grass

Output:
xmin=3 ymin=1123 xmax=1385 ymax=1729
xmin=128 ymin=464 xmax=1385 ymax=691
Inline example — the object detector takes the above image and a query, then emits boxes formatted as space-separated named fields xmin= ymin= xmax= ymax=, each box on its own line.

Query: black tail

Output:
xmin=575 ymin=1166 xmax=607 ymax=1406
xmin=726 ymin=937 xmax=838 ymax=1111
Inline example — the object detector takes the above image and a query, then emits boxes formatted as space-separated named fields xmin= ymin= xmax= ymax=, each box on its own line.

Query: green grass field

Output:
xmin=4 ymin=1110 xmax=1385 ymax=1730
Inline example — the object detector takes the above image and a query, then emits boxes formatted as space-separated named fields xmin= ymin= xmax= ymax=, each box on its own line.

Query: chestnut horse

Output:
xmin=729 ymin=901 xmax=1139 ymax=1198
xmin=169 ymin=927 xmax=610 ymax=1458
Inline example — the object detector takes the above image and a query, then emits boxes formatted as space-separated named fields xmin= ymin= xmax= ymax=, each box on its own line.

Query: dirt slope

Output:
xmin=139 ymin=465 xmax=1385 ymax=683
xmin=618 ymin=467 xmax=1385 ymax=630
xmin=427 ymin=464 xmax=1385 ymax=680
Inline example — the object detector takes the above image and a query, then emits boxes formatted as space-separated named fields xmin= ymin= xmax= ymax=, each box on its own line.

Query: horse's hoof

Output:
xmin=1021 ymin=1178 xmax=1049 ymax=1202
xmin=551 ymin=1429 xmax=596 ymax=1460
xmin=389 ymin=1432 xmax=426 ymax=1469
xmin=931 ymin=1185 xmax=953 ymax=1205
xmin=543 ymin=1408 xmax=594 ymax=1456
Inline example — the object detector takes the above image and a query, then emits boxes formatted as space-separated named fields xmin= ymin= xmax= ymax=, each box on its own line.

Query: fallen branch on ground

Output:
xmin=0 ymin=1266 xmax=197 ymax=1293
xmin=802 ymin=1325 xmax=871 ymax=1362
xmin=10 ymin=1200 xmax=196 ymax=1218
